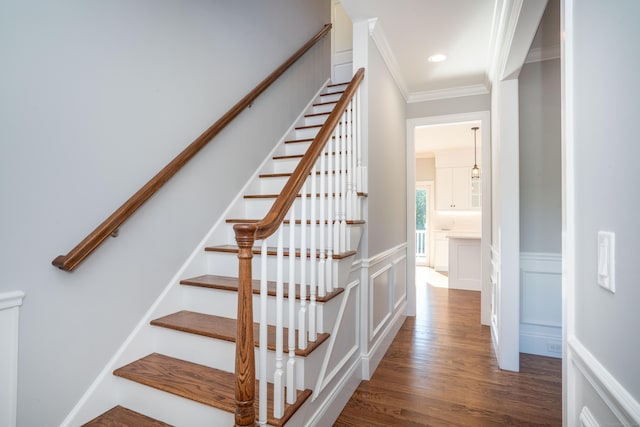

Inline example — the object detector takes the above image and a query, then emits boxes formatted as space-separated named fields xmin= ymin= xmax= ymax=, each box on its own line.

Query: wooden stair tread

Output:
xmin=272 ymin=151 xmax=351 ymax=160
xmin=81 ymin=405 xmax=172 ymax=427
xmin=226 ymin=218 xmax=365 ymax=225
xmin=244 ymin=192 xmax=367 ymax=199
xmin=151 ymin=311 xmax=329 ymax=357
xmin=180 ymin=274 xmax=344 ymax=303
xmin=113 ymin=353 xmax=310 ymax=427
xmin=205 ymin=245 xmax=356 ymax=260
xmin=313 ymin=100 xmax=337 ymax=107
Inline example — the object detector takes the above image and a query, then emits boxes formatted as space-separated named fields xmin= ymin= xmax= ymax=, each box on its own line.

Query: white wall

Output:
xmin=365 ymin=35 xmax=407 ymax=256
xmin=519 ymin=58 xmax=562 ymax=253
xmin=0 ymin=1 xmax=330 ymax=425
xmin=407 ymin=94 xmax=490 ymax=119
xmin=415 ymin=157 xmax=435 ymax=181
xmin=565 ymin=0 xmax=640 ymax=424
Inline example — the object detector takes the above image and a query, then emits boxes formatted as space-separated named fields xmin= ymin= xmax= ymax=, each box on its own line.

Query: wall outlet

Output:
xmin=547 ymin=342 xmax=562 ymax=354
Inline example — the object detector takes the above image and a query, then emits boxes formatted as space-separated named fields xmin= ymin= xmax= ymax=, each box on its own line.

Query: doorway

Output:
xmin=406 ymin=112 xmax=491 ymax=325
xmin=415 ymin=181 xmax=433 ymax=267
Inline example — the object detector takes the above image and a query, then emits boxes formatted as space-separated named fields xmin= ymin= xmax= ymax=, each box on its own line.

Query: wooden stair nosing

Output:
xmin=179 ymin=274 xmax=344 ymax=304
xmin=313 ymin=100 xmax=337 ymax=107
xmin=259 ymin=170 xmax=339 ymax=178
xmin=244 ymin=192 xmax=367 ymax=199
xmin=272 ymin=151 xmax=351 ymax=160
xmin=151 ymin=311 xmax=329 ymax=357
xmin=113 ymin=353 xmax=310 ymax=427
xmin=204 ymin=245 xmax=357 ymax=260
xmin=81 ymin=405 xmax=172 ymax=427
xmin=226 ymin=218 xmax=365 ymax=225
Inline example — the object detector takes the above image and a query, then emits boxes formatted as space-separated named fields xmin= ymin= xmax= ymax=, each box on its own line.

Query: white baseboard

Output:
xmin=520 ymin=252 xmax=562 ymax=358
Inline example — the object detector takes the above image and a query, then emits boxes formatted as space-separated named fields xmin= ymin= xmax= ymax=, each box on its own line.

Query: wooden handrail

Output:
xmin=253 ymin=67 xmax=364 ymax=241
xmin=231 ymin=67 xmax=365 ymax=427
xmin=52 ymin=23 xmax=332 ymax=272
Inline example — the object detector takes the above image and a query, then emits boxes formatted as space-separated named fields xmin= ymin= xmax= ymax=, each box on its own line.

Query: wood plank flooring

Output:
xmin=335 ymin=269 xmax=562 ymax=426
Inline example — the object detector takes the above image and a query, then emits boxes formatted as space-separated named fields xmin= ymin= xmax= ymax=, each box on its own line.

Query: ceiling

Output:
xmin=339 ymin=0 xmax=560 ymax=155
xmin=340 ymin=0 xmax=560 ymax=101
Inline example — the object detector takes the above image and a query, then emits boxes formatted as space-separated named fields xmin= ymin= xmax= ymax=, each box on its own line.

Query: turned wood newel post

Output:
xmin=233 ymin=223 xmax=258 ymax=427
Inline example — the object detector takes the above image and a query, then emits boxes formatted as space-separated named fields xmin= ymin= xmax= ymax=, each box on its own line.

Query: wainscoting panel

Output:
xmin=0 ymin=291 xmax=25 ymax=427
xmin=369 ymin=264 xmax=392 ymax=340
xmin=361 ymin=243 xmax=408 ymax=379
xmin=519 ymin=252 xmax=562 ymax=357
xmin=568 ymin=337 xmax=640 ymax=427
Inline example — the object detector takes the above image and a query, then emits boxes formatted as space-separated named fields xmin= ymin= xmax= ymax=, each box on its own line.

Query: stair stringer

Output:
xmin=59 ymin=78 xmax=335 ymax=427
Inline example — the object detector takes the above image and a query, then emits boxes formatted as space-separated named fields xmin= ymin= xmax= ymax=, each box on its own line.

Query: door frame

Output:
xmin=406 ymin=111 xmax=491 ymax=325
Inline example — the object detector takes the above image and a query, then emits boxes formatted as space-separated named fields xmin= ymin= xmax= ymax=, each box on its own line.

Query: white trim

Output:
xmin=0 ymin=291 xmax=24 ymax=310
xmin=0 ymin=291 xmax=24 ymax=427
xmin=407 ymin=84 xmax=489 ymax=103
xmin=361 ymin=242 xmax=407 ymax=268
xmin=525 ymin=45 xmax=561 ymax=64
xmin=406 ymin=111 xmax=491 ymax=326
xmin=569 ymin=337 xmax=640 ymax=426
xmin=369 ymin=264 xmax=393 ymax=340
xmin=367 ymin=18 xmax=409 ymax=101
xmin=305 ymin=353 xmax=361 ymax=427
xmin=562 ymin=0 xmax=576 ymax=424
xmin=392 ymin=255 xmax=408 ymax=311
xmin=313 ymin=279 xmax=360 ymax=398
xmin=579 ymin=406 xmax=600 ymax=427
xmin=361 ymin=300 xmax=406 ymax=380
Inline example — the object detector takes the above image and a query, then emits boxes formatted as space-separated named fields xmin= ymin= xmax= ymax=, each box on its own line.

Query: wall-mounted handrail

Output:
xmin=232 ymin=67 xmax=365 ymax=427
xmin=52 ymin=23 xmax=332 ymax=272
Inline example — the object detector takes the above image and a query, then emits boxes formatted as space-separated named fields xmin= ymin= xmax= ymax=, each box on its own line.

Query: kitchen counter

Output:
xmin=448 ymin=235 xmax=481 ymax=291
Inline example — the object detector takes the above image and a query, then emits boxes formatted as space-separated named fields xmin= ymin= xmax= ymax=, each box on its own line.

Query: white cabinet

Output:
xmin=434 ymin=232 xmax=449 ymax=272
xmin=436 ymin=167 xmax=473 ymax=210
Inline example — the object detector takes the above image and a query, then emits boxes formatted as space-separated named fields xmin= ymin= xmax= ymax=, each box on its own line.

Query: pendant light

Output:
xmin=471 ymin=126 xmax=480 ymax=180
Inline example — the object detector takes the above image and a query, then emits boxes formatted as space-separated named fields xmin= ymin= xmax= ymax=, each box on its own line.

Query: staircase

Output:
xmin=79 ymin=75 xmax=366 ymax=426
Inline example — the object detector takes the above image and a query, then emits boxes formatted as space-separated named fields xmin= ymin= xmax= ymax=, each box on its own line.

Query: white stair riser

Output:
xmin=181 ymin=284 xmax=340 ymax=333
xmin=205 ymin=252 xmax=355 ymax=289
xmin=219 ymin=222 xmax=363 ymax=254
xmin=304 ymin=114 xmax=330 ymax=127
xmin=243 ymin=196 xmax=361 ymax=221
xmin=116 ymin=377 xmax=233 ymax=427
xmin=151 ymin=326 xmax=319 ymax=390
xmin=312 ymin=102 xmax=336 ymax=115
xmin=319 ymin=92 xmax=342 ymax=103
xmin=295 ymin=127 xmax=321 ymax=140
xmin=283 ymin=141 xmax=313 ymax=156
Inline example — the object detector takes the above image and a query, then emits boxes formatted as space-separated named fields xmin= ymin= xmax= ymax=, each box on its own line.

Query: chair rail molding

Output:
xmin=0 ymin=290 xmax=25 ymax=427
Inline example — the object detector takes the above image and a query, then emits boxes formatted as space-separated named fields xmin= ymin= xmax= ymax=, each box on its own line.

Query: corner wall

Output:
xmin=0 ymin=1 xmax=330 ymax=425
xmin=518 ymin=58 xmax=562 ymax=358
xmin=564 ymin=0 xmax=640 ymax=424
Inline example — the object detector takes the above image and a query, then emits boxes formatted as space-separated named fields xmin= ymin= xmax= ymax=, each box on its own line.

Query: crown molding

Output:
xmin=525 ymin=45 xmax=561 ymax=64
xmin=407 ymin=83 xmax=489 ymax=103
xmin=367 ymin=18 xmax=409 ymax=101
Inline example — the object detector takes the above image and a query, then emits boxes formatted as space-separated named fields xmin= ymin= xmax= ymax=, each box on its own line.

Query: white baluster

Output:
xmin=318 ymin=142 xmax=326 ymax=299
xmin=346 ymin=101 xmax=354 ymax=222
xmin=286 ymin=209 xmax=296 ymax=404
xmin=259 ymin=240 xmax=268 ymax=425
xmin=309 ymin=165 xmax=317 ymax=343
xmin=326 ymin=130 xmax=335 ymax=294
xmin=339 ymin=110 xmax=347 ymax=253
xmin=352 ymin=94 xmax=360 ymax=220
xmin=356 ymin=88 xmax=367 ymax=195
xmin=298 ymin=183 xmax=308 ymax=350
xmin=334 ymin=114 xmax=343 ymax=257
xmin=274 ymin=227 xmax=284 ymax=419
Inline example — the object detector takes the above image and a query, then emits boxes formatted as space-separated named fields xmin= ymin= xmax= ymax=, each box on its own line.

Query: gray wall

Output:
xmin=0 ymin=1 xmax=330 ymax=425
xmin=407 ymin=93 xmax=491 ymax=119
xmin=365 ymin=41 xmax=407 ymax=256
xmin=519 ymin=59 xmax=561 ymax=253
xmin=572 ymin=0 xmax=640 ymax=399
xmin=416 ymin=157 xmax=436 ymax=181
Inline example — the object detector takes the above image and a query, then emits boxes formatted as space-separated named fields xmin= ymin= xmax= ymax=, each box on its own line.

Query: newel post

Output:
xmin=233 ymin=223 xmax=258 ymax=427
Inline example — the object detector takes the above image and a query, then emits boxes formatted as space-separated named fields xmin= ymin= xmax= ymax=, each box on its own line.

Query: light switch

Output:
xmin=597 ymin=231 xmax=615 ymax=293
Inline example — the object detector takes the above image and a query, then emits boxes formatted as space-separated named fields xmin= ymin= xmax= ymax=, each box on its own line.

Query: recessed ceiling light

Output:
xmin=428 ymin=54 xmax=447 ymax=63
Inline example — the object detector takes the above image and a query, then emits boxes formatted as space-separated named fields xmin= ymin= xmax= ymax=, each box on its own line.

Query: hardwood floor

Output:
xmin=334 ymin=270 xmax=562 ymax=426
